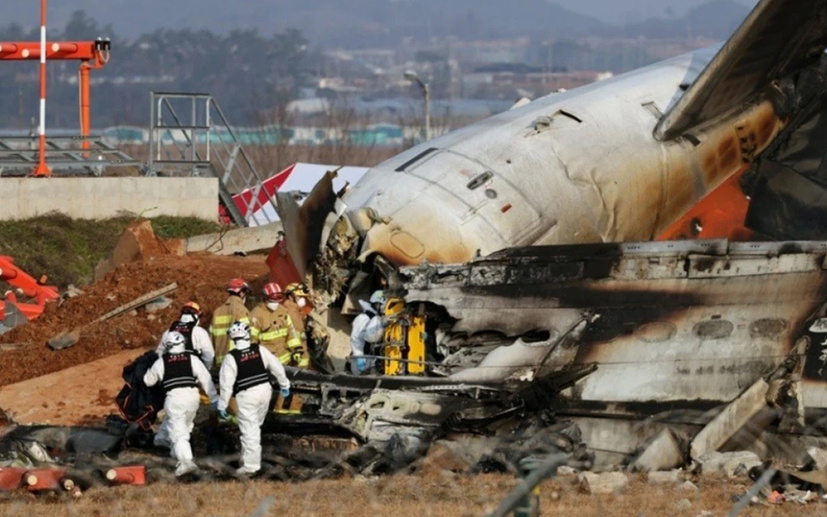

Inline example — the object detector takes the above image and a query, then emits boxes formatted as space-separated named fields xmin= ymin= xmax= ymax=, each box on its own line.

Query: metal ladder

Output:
xmin=145 ymin=92 xmax=277 ymax=227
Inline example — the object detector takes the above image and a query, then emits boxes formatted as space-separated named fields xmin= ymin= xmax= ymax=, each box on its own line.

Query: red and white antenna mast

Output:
xmin=31 ymin=0 xmax=50 ymax=177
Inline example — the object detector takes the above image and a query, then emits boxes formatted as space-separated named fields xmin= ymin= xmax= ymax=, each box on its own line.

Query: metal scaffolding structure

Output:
xmin=146 ymin=91 xmax=277 ymax=227
xmin=0 ymin=135 xmax=138 ymax=177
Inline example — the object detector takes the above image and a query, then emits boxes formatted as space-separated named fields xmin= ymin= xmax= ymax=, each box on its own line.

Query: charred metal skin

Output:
xmin=398 ymin=239 xmax=827 ymax=419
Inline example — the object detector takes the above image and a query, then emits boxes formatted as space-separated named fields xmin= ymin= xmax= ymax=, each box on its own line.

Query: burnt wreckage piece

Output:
xmin=274 ymin=365 xmax=595 ymax=474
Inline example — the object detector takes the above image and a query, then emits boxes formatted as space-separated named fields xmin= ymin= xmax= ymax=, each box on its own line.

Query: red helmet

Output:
xmin=262 ymin=282 xmax=283 ymax=301
xmin=181 ymin=301 xmax=201 ymax=316
xmin=226 ymin=278 xmax=250 ymax=295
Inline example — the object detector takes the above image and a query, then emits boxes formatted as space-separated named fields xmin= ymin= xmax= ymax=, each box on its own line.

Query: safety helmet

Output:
xmin=228 ymin=321 xmax=251 ymax=341
xmin=226 ymin=278 xmax=250 ymax=295
xmin=285 ymin=282 xmax=309 ymax=298
xmin=181 ymin=301 xmax=201 ymax=316
xmin=262 ymin=282 xmax=284 ymax=302
xmin=383 ymin=297 xmax=405 ymax=317
xmin=369 ymin=290 xmax=386 ymax=306
xmin=163 ymin=331 xmax=187 ymax=351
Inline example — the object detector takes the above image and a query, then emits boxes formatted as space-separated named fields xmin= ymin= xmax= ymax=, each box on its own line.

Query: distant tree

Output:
xmin=62 ymin=10 xmax=110 ymax=40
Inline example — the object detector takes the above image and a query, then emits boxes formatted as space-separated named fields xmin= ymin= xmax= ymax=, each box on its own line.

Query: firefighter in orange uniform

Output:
xmin=250 ymin=283 xmax=303 ymax=367
xmin=209 ymin=278 xmax=252 ymax=368
xmin=282 ymin=283 xmax=312 ymax=368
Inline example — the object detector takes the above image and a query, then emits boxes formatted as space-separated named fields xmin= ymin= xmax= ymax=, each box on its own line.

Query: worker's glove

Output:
xmin=280 ymin=388 xmax=291 ymax=398
xmin=219 ymin=409 xmax=229 ymax=421
xmin=355 ymin=357 xmax=366 ymax=373
xmin=291 ymin=352 xmax=303 ymax=364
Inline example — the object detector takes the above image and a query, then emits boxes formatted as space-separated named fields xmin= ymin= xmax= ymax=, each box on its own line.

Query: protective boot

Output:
xmin=175 ymin=461 xmax=198 ymax=477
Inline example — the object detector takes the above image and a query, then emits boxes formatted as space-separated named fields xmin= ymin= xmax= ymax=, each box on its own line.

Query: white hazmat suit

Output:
xmin=153 ymin=315 xmax=216 ymax=449
xmin=144 ymin=339 xmax=218 ymax=477
xmin=155 ymin=322 xmax=215 ymax=368
xmin=350 ymin=298 xmax=386 ymax=373
xmin=218 ymin=336 xmax=290 ymax=475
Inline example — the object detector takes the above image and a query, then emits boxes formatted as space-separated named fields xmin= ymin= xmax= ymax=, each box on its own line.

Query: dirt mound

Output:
xmin=0 ymin=253 xmax=269 ymax=387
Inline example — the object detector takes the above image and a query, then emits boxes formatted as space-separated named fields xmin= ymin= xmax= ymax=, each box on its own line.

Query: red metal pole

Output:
xmin=31 ymin=0 xmax=50 ymax=177
xmin=80 ymin=63 xmax=91 ymax=151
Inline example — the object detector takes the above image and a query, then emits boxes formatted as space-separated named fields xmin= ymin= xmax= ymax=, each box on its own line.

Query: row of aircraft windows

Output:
xmin=634 ymin=318 xmax=789 ymax=343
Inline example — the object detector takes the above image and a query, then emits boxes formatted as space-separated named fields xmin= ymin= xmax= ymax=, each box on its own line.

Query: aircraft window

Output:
xmin=749 ymin=318 xmax=788 ymax=339
xmin=395 ymin=147 xmax=438 ymax=172
xmin=467 ymin=171 xmax=494 ymax=190
xmin=522 ymin=329 xmax=553 ymax=344
xmin=693 ymin=320 xmax=734 ymax=340
xmin=635 ymin=322 xmax=677 ymax=343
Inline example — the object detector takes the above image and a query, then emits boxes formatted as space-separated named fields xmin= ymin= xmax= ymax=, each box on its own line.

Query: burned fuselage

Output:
xmin=396 ymin=239 xmax=827 ymax=421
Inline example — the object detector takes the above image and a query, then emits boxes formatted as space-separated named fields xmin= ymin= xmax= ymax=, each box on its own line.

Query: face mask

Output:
xmin=267 ymin=301 xmax=280 ymax=311
xmin=232 ymin=337 xmax=251 ymax=349
xmin=167 ymin=343 xmax=186 ymax=354
xmin=180 ymin=314 xmax=196 ymax=324
xmin=297 ymin=298 xmax=307 ymax=308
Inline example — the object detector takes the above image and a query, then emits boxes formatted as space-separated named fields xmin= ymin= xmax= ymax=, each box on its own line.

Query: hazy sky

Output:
xmin=562 ymin=0 xmax=758 ymax=23
xmin=4 ymin=0 xmax=762 ymax=27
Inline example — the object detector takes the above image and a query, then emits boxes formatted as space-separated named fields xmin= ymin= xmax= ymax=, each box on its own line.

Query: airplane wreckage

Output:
xmin=7 ymin=0 xmax=827 ymax=485
xmin=270 ymin=0 xmax=827 ymax=473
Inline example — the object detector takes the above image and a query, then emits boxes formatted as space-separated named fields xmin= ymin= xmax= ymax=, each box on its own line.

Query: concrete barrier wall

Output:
xmin=186 ymin=221 xmax=283 ymax=255
xmin=0 ymin=177 xmax=219 ymax=221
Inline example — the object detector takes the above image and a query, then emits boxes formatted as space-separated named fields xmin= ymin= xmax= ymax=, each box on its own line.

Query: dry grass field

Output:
xmin=0 ymin=472 xmax=823 ymax=517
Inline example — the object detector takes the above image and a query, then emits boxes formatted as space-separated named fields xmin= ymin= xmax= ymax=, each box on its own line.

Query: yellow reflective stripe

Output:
xmin=250 ymin=327 xmax=261 ymax=338
xmin=278 ymin=352 xmax=292 ymax=364
xmin=211 ymin=315 xmax=249 ymax=336
xmin=298 ymin=357 xmax=310 ymax=368
xmin=286 ymin=339 xmax=301 ymax=350
xmin=261 ymin=329 xmax=288 ymax=341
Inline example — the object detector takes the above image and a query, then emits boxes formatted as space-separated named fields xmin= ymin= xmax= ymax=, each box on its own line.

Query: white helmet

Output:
xmin=228 ymin=321 xmax=250 ymax=341
xmin=369 ymin=290 xmax=386 ymax=306
xmin=358 ymin=290 xmax=385 ymax=312
xmin=163 ymin=331 xmax=187 ymax=353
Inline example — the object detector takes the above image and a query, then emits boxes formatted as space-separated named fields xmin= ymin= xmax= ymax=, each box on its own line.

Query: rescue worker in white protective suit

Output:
xmin=349 ymin=290 xmax=388 ymax=374
xmin=153 ymin=302 xmax=216 ymax=450
xmin=143 ymin=331 xmax=218 ymax=477
xmin=217 ymin=321 xmax=291 ymax=476
xmin=156 ymin=302 xmax=215 ymax=368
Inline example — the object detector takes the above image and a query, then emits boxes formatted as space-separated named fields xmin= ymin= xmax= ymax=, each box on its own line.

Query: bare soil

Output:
xmin=0 ymin=253 xmax=269 ymax=387
xmin=0 ymin=348 xmax=143 ymax=426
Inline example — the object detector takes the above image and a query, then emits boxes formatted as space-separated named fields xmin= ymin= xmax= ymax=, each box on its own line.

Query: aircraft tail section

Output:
xmin=655 ymin=0 xmax=827 ymax=141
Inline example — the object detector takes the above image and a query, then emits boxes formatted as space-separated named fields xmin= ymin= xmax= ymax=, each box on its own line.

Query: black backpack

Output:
xmin=115 ymin=351 xmax=165 ymax=431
